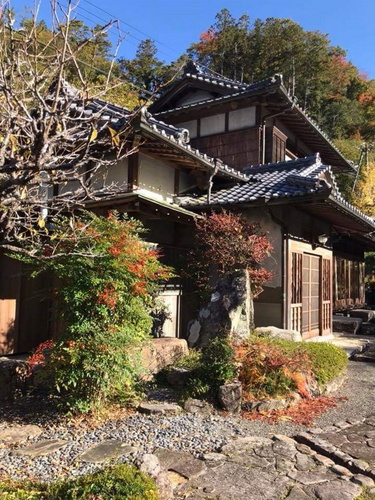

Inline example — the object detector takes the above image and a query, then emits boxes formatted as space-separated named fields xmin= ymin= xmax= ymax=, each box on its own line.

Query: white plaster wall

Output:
xmin=242 ymin=207 xmax=282 ymax=288
xmin=175 ymin=120 xmax=198 ymax=139
xmin=200 ymin=113 xmax=226 ymax=136
xmin=228 ymin=106 xmax=256 ymax=131
xmin=89 ymin=158 xmax=128 ymax=191
xmin=138 ymin=154 xmax=175 ymax=202
xmin=176 ymin=90 xmax=215 ymax=107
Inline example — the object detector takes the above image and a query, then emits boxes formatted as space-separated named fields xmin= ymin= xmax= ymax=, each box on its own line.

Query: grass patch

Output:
xmin=0 ymin=464 xmax=159 ymax=500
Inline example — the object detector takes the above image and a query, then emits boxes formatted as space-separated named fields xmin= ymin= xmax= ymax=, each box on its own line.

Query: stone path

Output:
xmin=2 ymin=416 xmax=375 ymax=498
xmin=166 ymin=434 xmax=367 ymax=500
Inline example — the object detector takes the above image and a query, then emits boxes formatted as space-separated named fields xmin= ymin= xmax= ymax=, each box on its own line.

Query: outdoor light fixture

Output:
xmin=317 ymin=234 xmax=329 ymax=245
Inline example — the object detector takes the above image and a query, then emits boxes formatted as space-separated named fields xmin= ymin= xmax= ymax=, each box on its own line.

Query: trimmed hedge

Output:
xmin=264 ymin=338 xmax=348 ymax=387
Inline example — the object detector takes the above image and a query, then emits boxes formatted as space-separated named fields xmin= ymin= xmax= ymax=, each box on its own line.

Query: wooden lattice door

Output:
xmin=321 ymin=258 xmax=332 ymax=335
xmin=302 ymin=254 xmax=320 ymax=338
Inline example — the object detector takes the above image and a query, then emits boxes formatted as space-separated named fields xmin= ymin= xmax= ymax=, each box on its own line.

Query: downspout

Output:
xmin=261 ymin=101 xmax=296 ymax=164
xmin=265 ymin=202 xmax=289 ymax=329
xmin=207 ymin=160 xmax=220 ymax=206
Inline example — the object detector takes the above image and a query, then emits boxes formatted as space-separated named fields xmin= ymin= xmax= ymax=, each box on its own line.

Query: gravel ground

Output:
xmin=0 ymin=360 xmax=374 ymax=482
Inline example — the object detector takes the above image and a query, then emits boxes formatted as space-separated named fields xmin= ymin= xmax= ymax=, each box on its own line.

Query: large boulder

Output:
xmin=217 ymin=381 xmax=242 ymax=414
xmin=187 ymin=270 xmax=254 ymax=347
xmin=254 ymin=326 xmax=302 ymax=342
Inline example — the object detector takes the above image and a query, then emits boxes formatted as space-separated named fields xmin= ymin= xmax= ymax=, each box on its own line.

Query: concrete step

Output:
xmin=349 ymin=309 xmax=375 ymax=322
xmin=333 ymin=315 xmax=362 ymax=335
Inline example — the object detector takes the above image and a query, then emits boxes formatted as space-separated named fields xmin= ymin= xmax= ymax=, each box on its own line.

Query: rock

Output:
xmin=203 ymin=452 xmax=226 ymax=462
xmin=286 ymin=485 xmax=311 ymax=500
xmin=78 ymin=441 xmax=137 ymax=463
xmin=257 ymin=398 xmax=288 ymax=412
xmin=254 ymin=326 xmax=302 ymax=342
xmin=221 ymin=436 xmax=273 ymax=455
xmin=295 ymin=452 xmax=316 ymax=471
xmin=349 ymin=309 xmax=375 ymax=322
xmin=138 ymin=402 xmax=182 ymax=415
xmin=187 ymin=320 xmax=201 ymax=346
xmin=188 ymin=270 xmax=254 ymax=347
xmin=155 ymin=449 xmax=206 ymax=480
xmin=183 ymin=398 xmax=213 ymax=416
xmin=0 ymin=357 xmax=31 ymax=401
xmin=217 ymin=381 xmax=242 ymax=413
xmin=333 ymin=316 xmax=362 ymax=335
xmin=341 ymin=442 xmax=375 ymax=462
xmin=311 ymin=479 xmax=361 ymax=500
xmin=352 ymin=345 xmax=375 ymax=363
xmin=140 ymin=338 xmax=188 ymax=376
xmin=288 ymin=470 xmax=335 ymax=485
xmin=0 ymin=424 xmax=42 ymax=444
xmin=166 ymin=367 xmax=192 ymax=389
xmin=167 ymin=470 xmax=188 ymax=488
xmin=361 ymin=322 xmax=375 ymax=335
xmin=139 ymin=454 xmax=173 ymax=500
xmin=352 ymin=474 xmax=374 ymax=486
xmin=14 ymin=439 xmax=70 ymax=457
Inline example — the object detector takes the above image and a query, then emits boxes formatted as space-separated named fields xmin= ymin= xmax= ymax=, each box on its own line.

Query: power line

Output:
xmin=82 ymin=0 xmax=179 ymax=58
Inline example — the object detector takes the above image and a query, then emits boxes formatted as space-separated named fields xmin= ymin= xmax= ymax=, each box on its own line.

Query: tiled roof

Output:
xmin=70 ymin=98 xmax=249 ymax=182
xmin=179 ymin=154 xmax=330 ymax=207
xmin=182 ymin=61 xmax=249 ymax=91
xmin=154 ymin=74 xmax=282 ymax=117
xmin=153 ymin=68 xmax=354 ymax=173
xmin=178 ymin=153 xmax=375 ymax=229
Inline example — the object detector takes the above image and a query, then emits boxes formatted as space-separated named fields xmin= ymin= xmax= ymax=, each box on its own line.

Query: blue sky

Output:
xmin=9 ymin=0 xmax=375 ymax=78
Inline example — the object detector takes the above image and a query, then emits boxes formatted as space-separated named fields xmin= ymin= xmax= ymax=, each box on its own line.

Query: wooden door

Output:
xmin=321 ymin=258 xmax=332 ymax=335
xmin=302 ymin=254 xmax=320 ymax=338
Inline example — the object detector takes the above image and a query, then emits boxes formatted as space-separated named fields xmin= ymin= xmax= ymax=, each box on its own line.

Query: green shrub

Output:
xmin=266 ymin=338 xmax=348 ymax=386
xmin=184 ymin=337 xmax=237 ymax=399
xmin=49 ymin=464 xmax=159 ymax=500
xmin=0 ymin=480 xmax=47 ymax=499
xmin=0 ymin=465 xmax=159 ymax=500
xmin=236 ymin=335 xmax=348 ymax=400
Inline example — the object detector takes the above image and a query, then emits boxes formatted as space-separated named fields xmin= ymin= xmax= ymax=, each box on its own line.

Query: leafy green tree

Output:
xmin=22 ymin=212 xmax=172 ymax=412
xmin=119 ymin=39 xmax=169 ymax=95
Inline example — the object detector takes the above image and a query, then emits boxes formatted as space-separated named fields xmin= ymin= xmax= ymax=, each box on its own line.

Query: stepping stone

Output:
xmin=311 ymin=479 xmax=361 ymax=500
xmin=361 ymin=322 xmax=375 ymax=335
xmin=349 ymin=309 xmax=375 ymax=322
xmin=341 ymin=442 xmax=375 ymax=462
xmin=138 ymin=402 xmax=182 ymax=415
xmin=352 ymin=345 xmax=375 ymax=362
xmin=155 ymin=449 xmax=206 ymax=479
xmin=333 ymin=316 xmax=362 ymax=334
xmin=0 ymin=424 xmax=42 ymax=445
xmin=288 ymin=470 xmax=336 ymax=485
xmin=78 ymin=440 xmax=138 ymax=463
xmin=14 ymin=439 xmax=70 ymax=457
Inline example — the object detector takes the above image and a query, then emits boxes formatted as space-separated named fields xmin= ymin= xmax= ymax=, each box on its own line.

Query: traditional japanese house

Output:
xmin=0 ymin=101 xmax=247 ymax=354
xmin=150 ymin=63 xmax=375 ymax=339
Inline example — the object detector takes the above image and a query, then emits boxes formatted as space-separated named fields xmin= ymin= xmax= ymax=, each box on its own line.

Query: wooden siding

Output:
xmin=191 ymin=127 xmax=261 ymax=171
xmin=0 ymin=253 xmax=51 ymax=355
xmin=265 ymin=126 xmax=287 ymax=163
